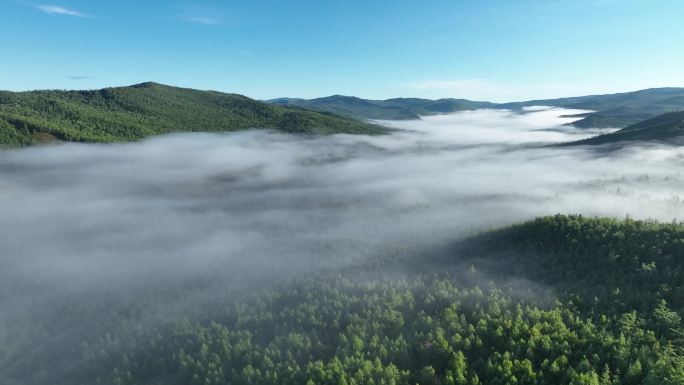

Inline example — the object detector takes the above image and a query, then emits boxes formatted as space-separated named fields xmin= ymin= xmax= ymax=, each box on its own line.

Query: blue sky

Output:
xmin=1 ymin=0 xmax=683 ymax=101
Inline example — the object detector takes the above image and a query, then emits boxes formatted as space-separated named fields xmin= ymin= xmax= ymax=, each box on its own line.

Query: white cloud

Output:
xmin=183 ymin=16 xmax=220 ymax=25
xmin=35 ymin=4 xmax=88 ymax=17
xmin=179 ymin=4 xmax=222 ymax=26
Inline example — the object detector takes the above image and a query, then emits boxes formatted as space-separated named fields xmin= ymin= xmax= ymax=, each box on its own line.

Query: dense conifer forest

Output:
xmin=2 ymin=215 xmax=683 ymax=385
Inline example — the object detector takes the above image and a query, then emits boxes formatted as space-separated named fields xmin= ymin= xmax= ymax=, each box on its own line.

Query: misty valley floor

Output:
xmin=1 ymin=108 xmax=684 ymax=385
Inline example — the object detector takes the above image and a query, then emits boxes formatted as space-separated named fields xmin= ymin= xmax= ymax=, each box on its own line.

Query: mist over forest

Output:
xmin=2 ymin=107 xmax=680 ymax=293
xmin=2 ymin=107 xmax=684 ymax=384
xmin=5 ymin=0 xmax=684 ymax=382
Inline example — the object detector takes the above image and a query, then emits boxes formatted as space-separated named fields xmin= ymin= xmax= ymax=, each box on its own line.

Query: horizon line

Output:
xmin=3 ymin=81 xmax=684 ymax=104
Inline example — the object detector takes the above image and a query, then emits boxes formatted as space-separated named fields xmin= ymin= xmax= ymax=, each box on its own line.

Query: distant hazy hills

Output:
xmin=568 ymin=110 xmax=684 ymax=146
xmin=269 ymin=95 xmax=495 ymax=120
xmin=270 ymin=88 xmax=684 ymax=146
xmin=270 ymin=88 xmax=684 ymax=129
xmin=0 ymin=82 xmax=385 ymax=148
xmin=502 ymin=87 xmax=684 ymax=128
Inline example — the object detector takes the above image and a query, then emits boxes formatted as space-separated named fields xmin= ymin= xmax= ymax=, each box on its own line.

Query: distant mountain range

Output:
xmin=269 ymin=95 xmax=495 ymax=120
xmin=567 ymin=110 xmax=684 ymax=146
xmin=269 ymin=88 xmax=684 ymax=129
xmin=0 ymin=82 xmax=385 ymax=148
xmin=2 ymin=83 xmax=684 ymax=148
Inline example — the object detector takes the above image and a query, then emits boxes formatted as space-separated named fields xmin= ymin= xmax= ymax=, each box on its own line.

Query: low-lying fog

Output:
xmin=3 ymin=107 xmax=684 ymax=382
xmin=1 ymin=106 xmax=683 ymax=299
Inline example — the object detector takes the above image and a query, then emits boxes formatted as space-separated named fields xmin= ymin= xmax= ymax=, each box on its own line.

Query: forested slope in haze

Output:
xmin=2 ymin=215 xmax=683 ymax=385
xmin=0 ymin=82 xmax=385 ymax=148
xmin=567 ymin=111 xmax=684 ymax=146
xmin=501 ymin=88 xmax=684 ymax=129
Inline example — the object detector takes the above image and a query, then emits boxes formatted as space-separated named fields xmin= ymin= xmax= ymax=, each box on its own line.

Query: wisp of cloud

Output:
xmin=35 ymin=4 xmax=88 ymax=17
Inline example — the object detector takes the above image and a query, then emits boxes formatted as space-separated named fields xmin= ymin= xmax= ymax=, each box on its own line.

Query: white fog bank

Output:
xmin=0 ymin=107 xmax=682 ymax=294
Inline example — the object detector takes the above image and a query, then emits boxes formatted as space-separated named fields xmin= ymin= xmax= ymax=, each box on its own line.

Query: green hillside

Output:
xmin=269 ymin=95 xmax=495 ymax=120
xmin=0 ymin=82 xmax=385 ymax=148
xmin=3 ymin=215 xmax=684 ymax=384
xmin=567 ymin=110 xmax=684 ymax=146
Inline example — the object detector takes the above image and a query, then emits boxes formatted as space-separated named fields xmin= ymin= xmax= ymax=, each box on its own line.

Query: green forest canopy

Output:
xmin=2 ymin=215 xmax=683 ymax=385
xmin=0 ymin=82 xmax=385 ymax=148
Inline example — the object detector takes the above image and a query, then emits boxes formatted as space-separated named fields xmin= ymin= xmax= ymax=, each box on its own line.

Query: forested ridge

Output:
xmin=0 ymin=82 xmax=384 ymax=148
xmin=2 ymin=215 xmax=683 ymax=385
